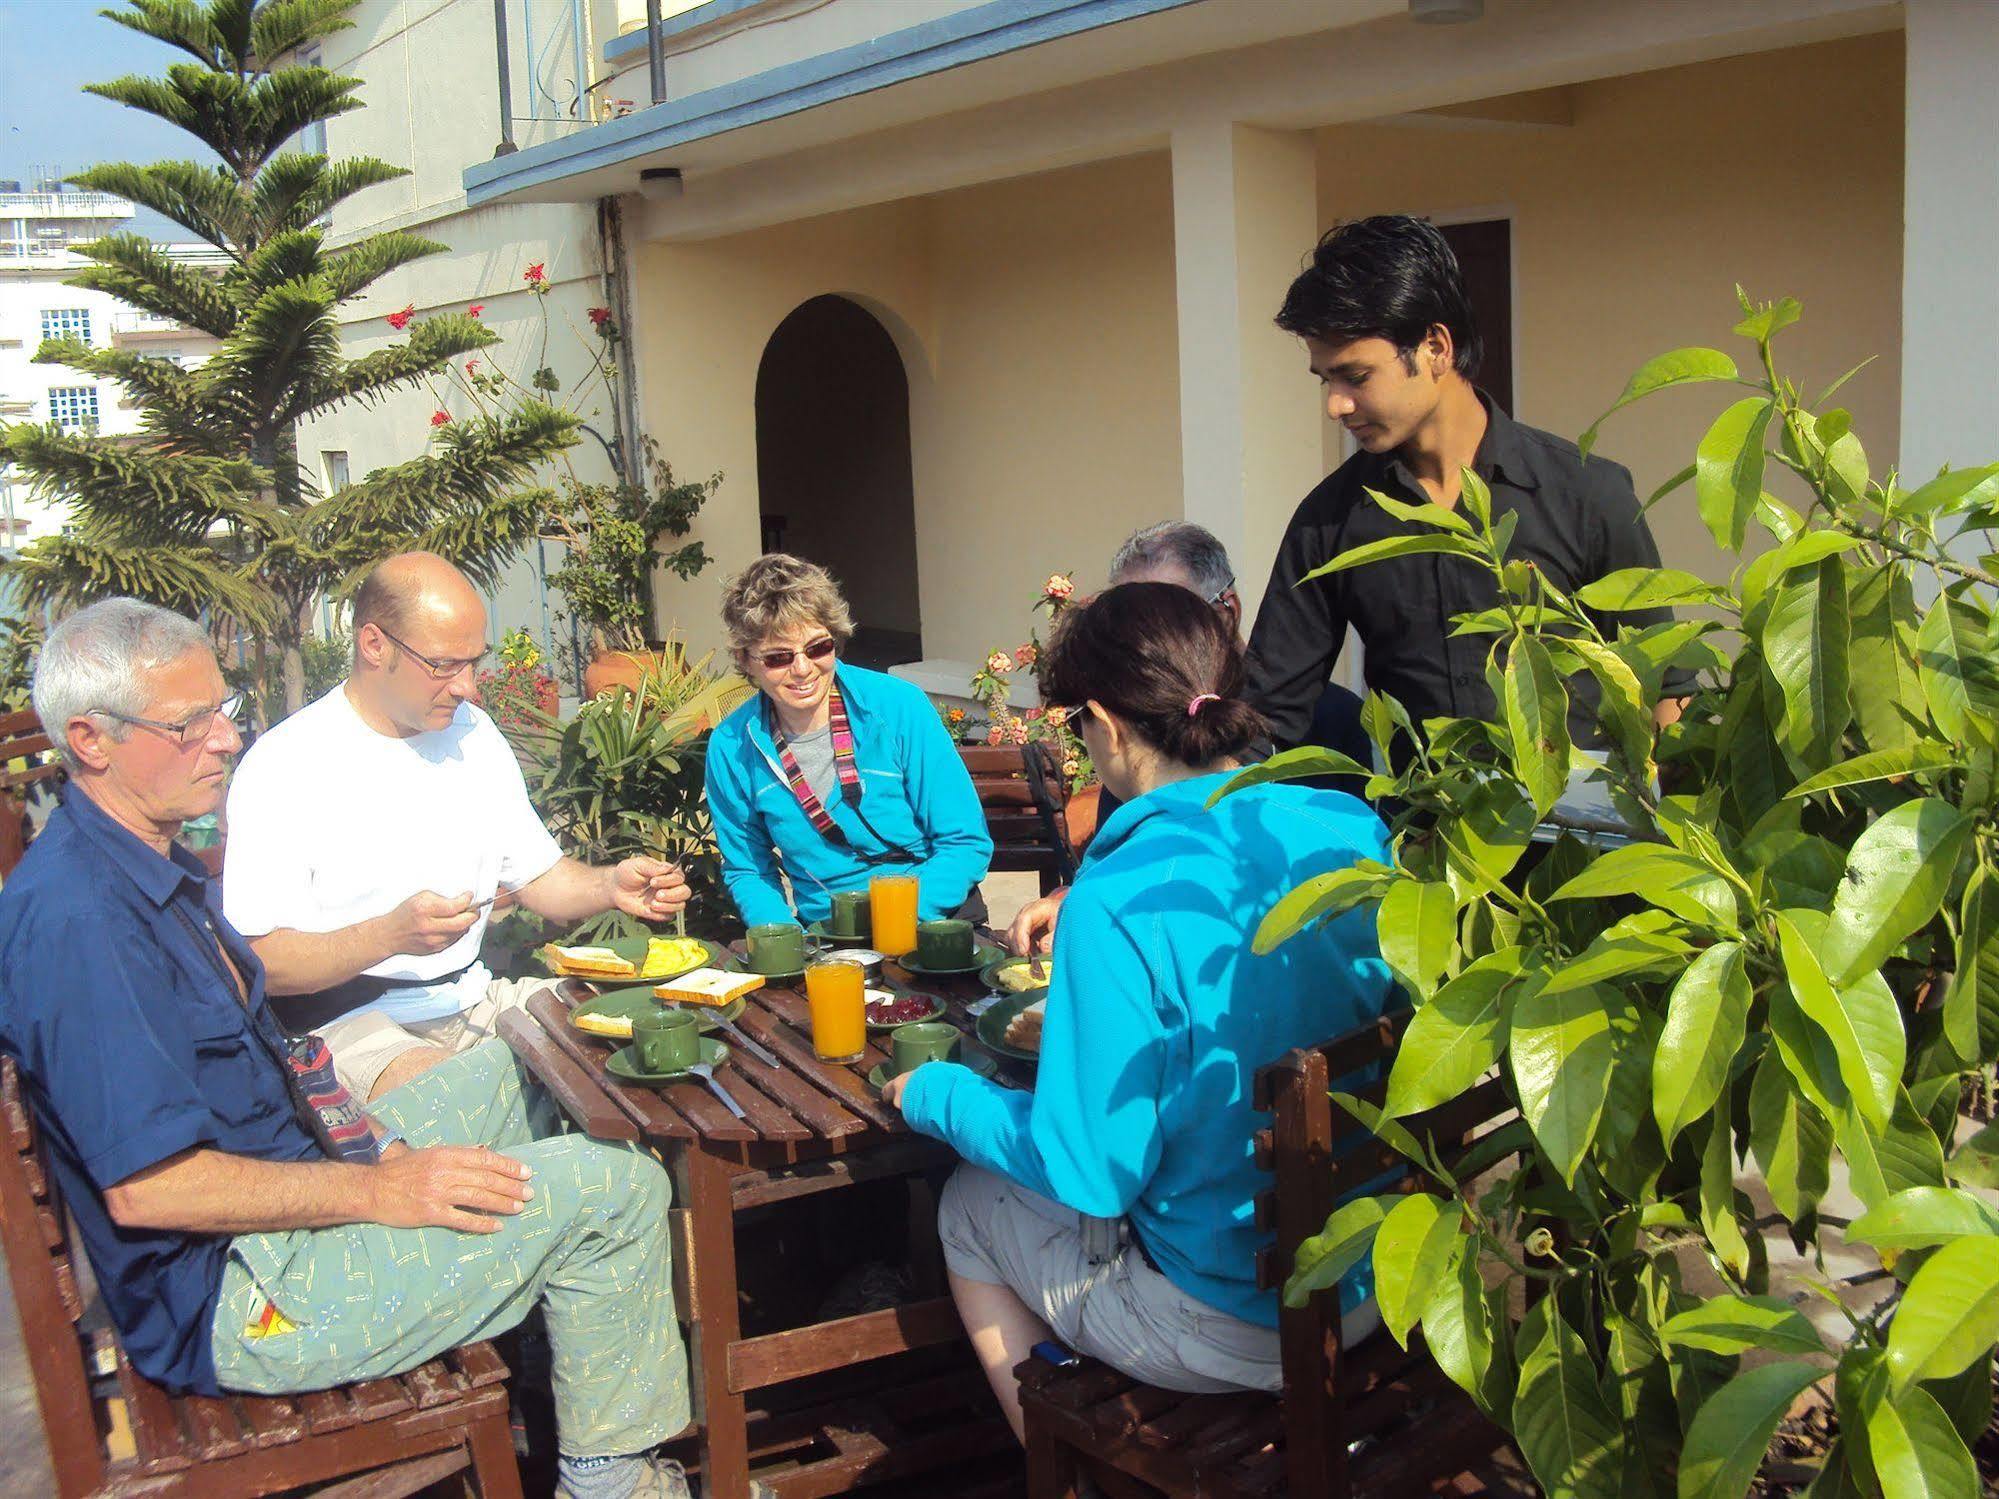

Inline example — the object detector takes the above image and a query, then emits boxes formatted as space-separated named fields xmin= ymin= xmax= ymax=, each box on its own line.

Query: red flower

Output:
xmin=386 ymin=303 xmax=414 ymax=330
xmin=468 ymin=303 xmax=484 ymax=318
xmin=1014 ymin=643 xmax=1038 ymax=668
xmin=465 ymin=358 xmax=480 ymax=374
xmin=523 ymin=263 xmax=545 ymax=284
xmin=430 ymin=409 xmax=451 ymax=427
xmin=587 ymin=306 xmax=612 ymax=327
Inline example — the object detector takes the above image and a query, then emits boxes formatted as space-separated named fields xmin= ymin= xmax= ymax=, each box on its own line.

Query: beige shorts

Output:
xmin=939 ymin=1164 xmax=1377 ymax=1395
xmin=316 ymin=976 xmax=555 ymax=1102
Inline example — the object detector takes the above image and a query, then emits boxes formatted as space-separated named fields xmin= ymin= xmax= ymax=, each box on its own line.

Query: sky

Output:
xmin=0 ymin=0 xmax=196 ymax=240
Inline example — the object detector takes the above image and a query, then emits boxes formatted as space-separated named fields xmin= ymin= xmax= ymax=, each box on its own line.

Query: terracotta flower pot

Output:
xmin=583 ymin=648 xmax=662 ymax=699
xmin=1064 ymin=782 xmax=1103 ymax=855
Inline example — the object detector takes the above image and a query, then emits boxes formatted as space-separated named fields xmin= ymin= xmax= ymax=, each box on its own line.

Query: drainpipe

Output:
xmin=492 ymin=0 xmax=519 ymax=156
xmin=570 ymin=0 xmax=590 ymax=122
xmin=645 ymin=0 xmax=667 ymax=104
xmin=598 ymin=195 xmax=646 ymax=488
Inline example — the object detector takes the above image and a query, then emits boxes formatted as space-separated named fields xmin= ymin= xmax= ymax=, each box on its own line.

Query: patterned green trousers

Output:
xmin=209 ymin=1041 xmax=690 ymax=1457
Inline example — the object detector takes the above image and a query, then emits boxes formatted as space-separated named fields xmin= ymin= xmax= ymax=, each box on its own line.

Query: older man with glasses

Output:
xmin=222 ymin=551 xmax=690 ymax=1103
xmin=0 ymin=597 xmax=694 ymax=1499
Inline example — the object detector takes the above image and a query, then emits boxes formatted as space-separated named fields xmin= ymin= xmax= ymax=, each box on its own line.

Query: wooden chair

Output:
xmin=0 ymin=1058 xmax=524 ymax=1498
xmin=1016 ymin=1010 xmax=1531 ymax=1497
xmin=961 ymin=741 xmax=1077 ymax=896
xmin=0 ymin=707 xmax=61 ymax=879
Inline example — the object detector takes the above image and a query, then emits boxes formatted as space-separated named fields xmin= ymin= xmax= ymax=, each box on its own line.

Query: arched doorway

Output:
xmin=755 ymin=295 xmax=922 ymax=668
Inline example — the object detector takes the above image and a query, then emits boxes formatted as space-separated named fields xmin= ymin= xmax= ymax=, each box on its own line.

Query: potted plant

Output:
xmin=972 ymin=572 xmax=1099 ymax=847
xmin=475 ymin=628 xmax=559 ymax=735
xmin=1239 ymin=293 xmax=1999 ymax=1496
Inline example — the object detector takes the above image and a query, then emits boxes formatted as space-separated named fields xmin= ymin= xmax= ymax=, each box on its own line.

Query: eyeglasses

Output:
xmin=757 ymin=636 xmax=837 ymax=672
xmin=1206 ymin=576 xmax=1238 ymax=606
xmin=377 ymin=627 xmax=489 ymax=681
xmin=96 ymin=693 xmax=245 ymax=749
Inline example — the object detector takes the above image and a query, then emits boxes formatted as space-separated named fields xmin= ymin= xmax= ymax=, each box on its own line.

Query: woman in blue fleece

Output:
xmin=884 ymin=582 xmax=1394 ymax=1438
xmin=705 ymin=555 xmax=993 ymax=928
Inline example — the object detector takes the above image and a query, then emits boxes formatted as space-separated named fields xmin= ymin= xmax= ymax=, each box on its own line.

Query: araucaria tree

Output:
xmin=0 ymin=0 xmax=578 ymax=715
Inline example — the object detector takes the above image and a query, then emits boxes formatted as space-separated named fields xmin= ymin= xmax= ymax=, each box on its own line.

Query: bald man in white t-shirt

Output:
xmin=224 ymin=553 xmax=689 ymax=1102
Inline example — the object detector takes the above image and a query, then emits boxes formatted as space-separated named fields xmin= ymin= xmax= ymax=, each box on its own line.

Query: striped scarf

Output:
xmin=771 ymin=683 xmax=862 ymax=837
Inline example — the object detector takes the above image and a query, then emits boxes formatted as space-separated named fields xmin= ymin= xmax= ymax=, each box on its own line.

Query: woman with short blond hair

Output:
xmin=705 ymin=554 xmax=993 ymax=927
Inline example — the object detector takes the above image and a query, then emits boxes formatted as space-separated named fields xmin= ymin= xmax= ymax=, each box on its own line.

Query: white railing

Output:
xmin=0 ymin=192 xmax=133 ymax=217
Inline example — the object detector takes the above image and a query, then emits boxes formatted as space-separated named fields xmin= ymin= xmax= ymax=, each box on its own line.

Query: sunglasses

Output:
xmin=758 ymin=636 xmax=837 ymax=672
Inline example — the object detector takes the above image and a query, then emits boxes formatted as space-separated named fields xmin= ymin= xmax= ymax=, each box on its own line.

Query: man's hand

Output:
xmin=365 ymin=1145 xmax=533 ymax=1234
xmin=611 ymin=857 xmax=690 ymax=921
xmin=381 ymin=890 xmax=479 ymax=957
xmin=1007 ymin=888 xmax=1068 ymax=958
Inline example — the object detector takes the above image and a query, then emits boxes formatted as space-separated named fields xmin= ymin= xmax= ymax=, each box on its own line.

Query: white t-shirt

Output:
xmin=223 ymin=683 xmax=563 ymax=1023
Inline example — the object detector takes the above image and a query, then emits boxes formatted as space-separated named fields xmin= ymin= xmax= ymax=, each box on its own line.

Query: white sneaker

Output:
xmin=554 ymin=1455 xmax=692 ymax=1499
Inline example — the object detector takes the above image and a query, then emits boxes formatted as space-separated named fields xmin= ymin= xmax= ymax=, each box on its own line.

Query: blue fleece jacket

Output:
xmin=704 ymin=664 xmax=994 ymax=927
xmin=902 ymin=771 xmax=1395 ymax=1328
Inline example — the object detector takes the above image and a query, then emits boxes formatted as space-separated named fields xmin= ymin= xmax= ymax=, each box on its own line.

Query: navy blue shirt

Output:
xmin=0 ymin=788 xmax=321 ymax=1395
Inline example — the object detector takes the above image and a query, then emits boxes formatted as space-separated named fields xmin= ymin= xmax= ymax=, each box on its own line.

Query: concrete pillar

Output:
xmin=1170 ymin=122 xmax=1323 ymax=625
xmin=1901 ymin=0 xmax=1999 ymax=485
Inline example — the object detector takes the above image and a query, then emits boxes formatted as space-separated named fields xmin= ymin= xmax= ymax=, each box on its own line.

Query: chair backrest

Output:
xmin=959 ymin=742 xmax=1077 ymax=894
xmin=1251 ymin=1009 xmax=1520 ymax=1496
xmin=0 ymin=1058 xmax=106 ymax=1496
xmin=0 ymin=709 xmax=61 ymax=880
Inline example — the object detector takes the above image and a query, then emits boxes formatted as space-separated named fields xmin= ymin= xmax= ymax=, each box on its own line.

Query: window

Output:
xmin=48 ymin=386 xmax=99 ymax=432
xmin=322 ymin=449 xmax=350 ymax=496
xmin=39 ymin=308 xmax=91 ymax=345
xmin=298 ymin=48 xmax=328 ymax=156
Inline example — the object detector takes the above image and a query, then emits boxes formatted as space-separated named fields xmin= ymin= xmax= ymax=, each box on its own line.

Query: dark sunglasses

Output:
xmin=758 ymin=636 xmax=837 ymax=672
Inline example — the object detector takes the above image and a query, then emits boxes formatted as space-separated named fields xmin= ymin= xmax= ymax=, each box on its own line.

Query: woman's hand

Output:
xmin=880 ymin=1067 xmax=919 ymax=1110
xmin=1007 ymin=888 xmax=1067 ymax=956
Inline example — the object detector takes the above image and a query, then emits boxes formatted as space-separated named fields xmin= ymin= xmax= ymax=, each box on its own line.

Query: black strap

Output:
xmin=271 ymin=962 xmax=477 ymax=1036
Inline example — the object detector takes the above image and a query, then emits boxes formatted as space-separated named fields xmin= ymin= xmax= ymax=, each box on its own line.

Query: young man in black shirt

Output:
xmin=1245 ymin=216 xmax=1688 ymax=756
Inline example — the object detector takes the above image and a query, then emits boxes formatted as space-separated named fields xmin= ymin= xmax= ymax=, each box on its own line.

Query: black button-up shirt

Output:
xmin=1245 ymin=397 xmax=1689 ymax=752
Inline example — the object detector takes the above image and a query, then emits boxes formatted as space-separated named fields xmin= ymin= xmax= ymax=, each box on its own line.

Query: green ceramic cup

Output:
xmin=829 ymin=890 xmax=871 ymax=939
xmin=915 ymin=918 xmax=975 ymax=969
xmin=890 ymin=1020 xmax=961 ymax=1076
xmin=634 ymin=1009 xmax=700 ymax=1073
xmin=746 ymin=921 xmax=808 ymax=975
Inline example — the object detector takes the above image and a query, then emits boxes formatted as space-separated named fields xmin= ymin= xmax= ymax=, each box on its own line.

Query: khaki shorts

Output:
xmin=938 ymin=1165 xmax=1379 ymax=1394
xmin=317 ymin=977 xmax=555 ymax=1101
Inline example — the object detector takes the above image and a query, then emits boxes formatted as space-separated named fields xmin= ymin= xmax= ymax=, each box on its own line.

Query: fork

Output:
xmin=685 ymin=1060 xmax=747 ymax=1119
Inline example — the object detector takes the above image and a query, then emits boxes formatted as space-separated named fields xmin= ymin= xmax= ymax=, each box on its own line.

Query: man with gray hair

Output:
xmin=0 ymin=598 xmax=695 ymax=1499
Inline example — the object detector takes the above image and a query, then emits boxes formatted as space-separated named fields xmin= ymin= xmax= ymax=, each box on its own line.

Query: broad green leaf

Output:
xmin=1915 ymin=587 xmax=1999 ymax=743
xmin=1460 ymin=466 xmax=1494 ymax=528
xmin=1645 ymin=462 xmax=1698 ymax=512
xmin=1383 ymin=958 xmax=1514 ymax=1117
xmin=1653 ymin=942 xmax=1752 ymax=1149
xmin=1548 ymin=843 xmax=1738 ymax=930
xmin=1371 ymin=1192 xmax=1459 ymax=1347
xmin=1943 ymin=863 xmax=1999 ymax=1067
xmin=1775 ymin=912 xmax=1903 ymax=1132
xmin=1605 ymin=1314 xmax=1680 ymax=1499
xmin=1797 ymin=1440 xmax=1870 ymax=1499
xmin=1847 ymin=1187 xmax=1999 ymax=1253
xmin=1700 ymin=1112 xmax=1752 ymax=1282
xmin=1949 ymin=1118 xmax=1999 ymax=1190
xmin=1863 ymin=1380 xmax=1978 ymax=1499
xmin=1734 ymin=293 xmax=1803 ymax=343
xmin=1820 ymin=799 xmax=1973 ymax=988
xmin=1696 ymin=397 xmax=1775 ymax=553
xmin=1575 ymin=567 xmax=1722 ymax=612
xmin=1378 ymin=879 xmax=1457 ymax=1001
xmin=1740 ymin=531 xmax=1862 ymax=620
xmin=1331 ymin=1091 xmax=1442 ymax=1181
xmin=1661 ymin=1296 xmax=1824 ymax=1358
xmin=1284 ymin=1195 xmax=1390 ymax=1308
xmin=1923 ymin=1357 xmax=1994 ymax=1449
xmin=1677 ymin=1360 xmax=1822 ymax=1499
xmin=1598 ymin=1005 xmax=1668 ymax=1202
xmin=1567 ymin=638 xmax=1657 ymax=782
xmin=1365 ymin=485 xmax=1473 ymax=534
xmin=1509 ymin=985 xmax=1617 ymax=1184
xmin=1208 ymin=744 xmax=1373 ymax=805
xmin=1886 ymin=1235 xmax=1999 ymax=1388
xmin=1253 ymin=865 xmax=1389 ymax=955
xmin=1420 ymin=1239 xmax=1500 ymax=1414
xmin=1761 ymin=557 xmax=1852 ymax=765
xmin=1505 ymin=636 xmax=1571 ymax=817
xmin=1747 ymin=1048 xmax=1831 ymax=1223
xmin=1836 ymin=1088 xmax=1949 ymax=1211
xmin=1541 ymin=911 xmax=1689 ymax=997
xmin=1822 ymin=429 xmax=1869 ymax=506
xmin=1786 ymin=745 xmax=1962 ymax=799
xmin=1847 ymin=563 xmax=1926 ymax=755
xmin=1580 ymin=347 xmax=1739 ymax=458
xmin=1444 ymin=776 xmax=1539 ymax=884
xmin=1742 ymin=828 xmax=1847 ymax=908
xmin=1896 ymin=462 xmax=1999 ymax=520
xmin=1514 ymin=1298 xmax=1625 ymax=1499
xmin=1300 ymin=532 xmax=1478 ymax=582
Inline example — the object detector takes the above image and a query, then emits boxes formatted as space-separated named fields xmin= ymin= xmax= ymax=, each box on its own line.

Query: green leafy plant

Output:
xmin=1230 ymin=292 xmax=1999 ymax=1497
xmin=0 ymin=0 xmax=578 ymax=721
xmin=0 ymin=611 xmax=43 ymax=714
xmin=507 ymin=644 xmax=752 ymax=942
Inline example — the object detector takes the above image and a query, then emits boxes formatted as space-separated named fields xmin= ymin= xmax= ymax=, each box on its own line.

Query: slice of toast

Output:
xmin=654 ymin=967 xmax=766 ymax=1008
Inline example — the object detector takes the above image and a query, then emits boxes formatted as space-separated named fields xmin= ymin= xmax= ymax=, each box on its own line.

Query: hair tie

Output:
xmin=1187 ymin=693 xmax=1221 ymax=717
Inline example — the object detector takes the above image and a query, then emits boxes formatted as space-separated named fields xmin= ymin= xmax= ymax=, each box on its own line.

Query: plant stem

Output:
xmin=1840 ymin=522 xmax=1999 ymax=588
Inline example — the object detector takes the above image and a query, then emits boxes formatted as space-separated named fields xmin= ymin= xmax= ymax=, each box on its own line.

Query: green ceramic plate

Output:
xmin=980 ymin=953 xmax=1056 ymax=993
xmin=897 ymin=940 xmax=1010 ymax=978
xmin=862 ymin=988 xmax=946 ymax=1032
xmin=605 ymin=1036 xmax=729 ymax=1085
xmin=720 ymin=950 xmax=807 ymax=984
xmin=975 ymin=990 xmax=1047 ymax=1064
xmin=806 ymin=920 xmax=871 ymax=947
xmin=539 ymin=935 xmax=722 ymax=985
xmin=569 ymin=987 xmax=746 ymax=1039
xmin=866 ymin=1049 xmax=999 ymax=1092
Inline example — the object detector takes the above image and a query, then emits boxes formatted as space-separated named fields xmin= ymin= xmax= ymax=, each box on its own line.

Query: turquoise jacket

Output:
xmin=902 ymin=771 xmax=1394 ymax=1327
xmin=704 ymin=664 xmax=994 ymax=927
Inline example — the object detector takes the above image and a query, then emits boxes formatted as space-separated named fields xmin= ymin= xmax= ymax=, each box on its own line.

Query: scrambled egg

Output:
xmin=995 ymin=960 xmax=1053 ymax=993
xmin=641 ymin=936 xmax=711 ymax=978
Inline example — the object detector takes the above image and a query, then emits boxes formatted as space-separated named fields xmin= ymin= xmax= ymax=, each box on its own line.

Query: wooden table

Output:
xmin=498 ymin=956 xmax=1029 ymax=1499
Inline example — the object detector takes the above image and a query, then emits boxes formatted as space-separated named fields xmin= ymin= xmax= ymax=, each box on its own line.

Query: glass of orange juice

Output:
xmin=870 ymin=873 xmax=920 ymax=958
xmin=804 ymin=958 xmax=867 ymax=1063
